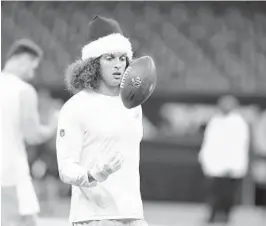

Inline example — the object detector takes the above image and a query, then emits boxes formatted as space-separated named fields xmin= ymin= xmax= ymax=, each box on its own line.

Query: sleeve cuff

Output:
xmin=89 ymin=165 xmax=109 ymax=182
xmin=80 ymin=168 xmax=97 ymax=188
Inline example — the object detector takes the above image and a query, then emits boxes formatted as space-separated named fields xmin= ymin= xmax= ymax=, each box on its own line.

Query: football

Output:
xmin=120 ymin=56 xmax=157 ymax=109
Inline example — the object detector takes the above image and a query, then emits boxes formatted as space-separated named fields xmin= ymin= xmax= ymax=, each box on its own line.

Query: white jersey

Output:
xmin=56 ymin=90 xmax=144 ymax=223
xmin=0 ymin=73 xmax=32 ymax=186
xmin=199 ymin=111 xmax=250 ymax=178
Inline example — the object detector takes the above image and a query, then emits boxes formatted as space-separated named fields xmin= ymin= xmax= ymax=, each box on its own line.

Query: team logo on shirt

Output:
xmin=60 ymin=129 xmax=65 ymax=137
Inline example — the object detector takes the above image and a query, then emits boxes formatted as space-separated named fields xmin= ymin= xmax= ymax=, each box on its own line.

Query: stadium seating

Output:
xmin=2 ymin=1 xmax=266 ymax=94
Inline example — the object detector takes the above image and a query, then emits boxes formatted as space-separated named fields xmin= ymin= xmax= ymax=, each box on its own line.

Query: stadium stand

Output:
xmin=2 ymin=1 xmax=266 ymax=94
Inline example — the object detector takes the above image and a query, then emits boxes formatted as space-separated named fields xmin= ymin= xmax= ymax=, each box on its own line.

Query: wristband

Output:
xmin=89 ymin=164 xmax=109 ymax=182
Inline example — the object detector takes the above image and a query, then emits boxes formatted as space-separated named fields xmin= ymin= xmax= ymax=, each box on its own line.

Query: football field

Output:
xmin=37 ymin=201 xmax=265 ymax=226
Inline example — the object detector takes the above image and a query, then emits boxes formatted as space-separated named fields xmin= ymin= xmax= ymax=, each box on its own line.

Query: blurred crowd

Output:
xmin=1 ymin=2 xmax=266 ymax=93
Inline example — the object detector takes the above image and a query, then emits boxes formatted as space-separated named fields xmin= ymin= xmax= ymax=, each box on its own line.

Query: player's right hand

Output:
xmin=90 ymin=151 xmax=124 ymax=182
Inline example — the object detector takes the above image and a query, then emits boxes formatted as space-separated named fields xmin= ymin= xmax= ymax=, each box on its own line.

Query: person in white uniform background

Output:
xmin=198 ymin=95 xmax=250 ymax=224
xmin=0 ymin=39 xmax=58 ymax=226
xmin=56 ymin=15 xmax=148 ymax=226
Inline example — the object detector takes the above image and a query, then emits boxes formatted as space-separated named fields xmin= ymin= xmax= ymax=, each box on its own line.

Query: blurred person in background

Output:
xmin=56 ymin=16 xmax=148 ymax=226
xmin=27 ymin=89 xmax=65 ymax=207
xmin=252 ymin=108 xmax=266 ymax=211
xmin=0 ymin=39 xmax=58 ymax=226
xmin=198 ymin=95 xmax=250 ymax=224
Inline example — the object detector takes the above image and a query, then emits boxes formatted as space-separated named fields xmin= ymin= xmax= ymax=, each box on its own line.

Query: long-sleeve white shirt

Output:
xmin=0 ymin=73 xmax=48 ymax=186
xmin=199 ymin=111 xmax=250 ymax=178
xmin=56 ymin=90 xmax=144 ymax=223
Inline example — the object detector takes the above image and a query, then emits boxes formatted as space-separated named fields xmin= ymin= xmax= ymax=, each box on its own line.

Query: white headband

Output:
xmin=81 ymin=33 xmax=133 ymax=61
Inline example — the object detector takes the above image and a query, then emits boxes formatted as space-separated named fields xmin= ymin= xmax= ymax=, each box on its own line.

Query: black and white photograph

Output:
xmin=1 ymin=1 xmax=266 ymax=226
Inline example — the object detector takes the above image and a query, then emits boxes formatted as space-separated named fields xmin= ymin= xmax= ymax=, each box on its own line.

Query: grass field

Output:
xmin=37 ymin=200 xmax=266 ymax=226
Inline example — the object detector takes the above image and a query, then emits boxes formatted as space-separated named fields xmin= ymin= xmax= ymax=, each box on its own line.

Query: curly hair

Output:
xmin=64 ymin=56 xmax=130 ymax=94
xmin=64 ymin=57 xmax=101 ymax=94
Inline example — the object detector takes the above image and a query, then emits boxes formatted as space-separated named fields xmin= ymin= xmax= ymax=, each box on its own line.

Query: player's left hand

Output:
xmin=90 ymin=151 xmax=124 ymax=182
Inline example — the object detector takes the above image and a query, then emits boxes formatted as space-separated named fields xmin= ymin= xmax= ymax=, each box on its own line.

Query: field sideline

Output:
xmin=37 ymin=201 xmax=265 ymax=226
